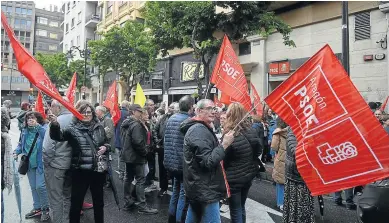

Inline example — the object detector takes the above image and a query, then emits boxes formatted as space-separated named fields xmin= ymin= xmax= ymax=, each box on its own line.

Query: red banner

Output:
xmin=1 ymin=12 xmax=84 ymax=120
xmin=35 ymin=92 xmax=46 ymax=119
xmin=210 ymin=35 xmax=252 ymax=111
xmin=219 ymin=92 xmax=233 ymax=106
xmin=251 ymin=83 xmax=263 ymax=116
xmin=265 ymin=45 xmax=389 ymax=196
xmin=103 ymin=80 xmax=121 ymax=125
xmin=66 ymin=72 xmax=77 ymax=105
xmin=380 ymin=96 xmax=389 ymax=112
xmin=214 ymin=95 xmax=223 ymax=108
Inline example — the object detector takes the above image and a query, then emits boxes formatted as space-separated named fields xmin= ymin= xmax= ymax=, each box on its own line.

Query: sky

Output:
xmin=34 ymin=0 xmax=63 ymax=10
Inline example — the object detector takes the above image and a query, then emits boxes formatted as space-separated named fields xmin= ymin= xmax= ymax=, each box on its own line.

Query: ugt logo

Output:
xmin=317 ymin=142 xmax=358 ymax=165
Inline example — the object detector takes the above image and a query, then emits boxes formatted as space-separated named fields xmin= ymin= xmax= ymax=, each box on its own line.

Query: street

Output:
xmin=4 ymin=118 xmax=360 ymax=223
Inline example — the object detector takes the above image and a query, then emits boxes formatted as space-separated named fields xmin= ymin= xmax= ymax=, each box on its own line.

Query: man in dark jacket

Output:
xmin=164 ymin=96 xmax=194 ymax=223
xmin=152 ymin=102 xmax=179 ymax=197
xmin=180 ymin=99 xmax=234 ymax=222
xmin=120 ymin=104 xmax=158 ymax=214
xmin=115 ymin=101 xmax=129 ymax=180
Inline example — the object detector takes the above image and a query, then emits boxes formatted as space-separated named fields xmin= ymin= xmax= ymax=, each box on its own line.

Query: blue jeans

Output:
xmin=27 ymin=168 xmax=49 ymax=210
xmin=229 ymin=183 xmax=251 ymax=223
xmin=276 ymin=183 xmax=285 ymax=207
xmin=169 ymin=176 xmax=187 ymax=222
xmin=334 ymin=188 xmax=354 ymax=204
xmin=186 ymin=201 xmax=220 ymax=223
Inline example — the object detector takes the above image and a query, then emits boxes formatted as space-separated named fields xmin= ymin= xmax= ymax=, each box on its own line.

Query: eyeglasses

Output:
xmin=82 ymin=111 xmax=93 ymax=116
xmin=201 ymin=106 xmax=217 ymax=112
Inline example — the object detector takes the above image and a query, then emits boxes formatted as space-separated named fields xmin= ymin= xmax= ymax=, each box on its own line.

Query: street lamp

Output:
xmin=7 ymin=64 xmax=17 ymax=96
xmin=66 ymin=39 xmax=90 ymax=99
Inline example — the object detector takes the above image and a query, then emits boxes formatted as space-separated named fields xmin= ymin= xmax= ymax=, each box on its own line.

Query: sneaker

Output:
xmin=279 ymin=205 xmax=284 ymax=211
xmin=220 ymin=204 xmax=229 ymax=213
xmin=82 ymin=202 xmax=93 ymax=210
xmin=335 ymin=199 xmax=343 ymax=206
xmin=158 ymin=189 xmax=167 ymax=197
xmin=123 ymin=201 xmax=136 ymax=211
xmin=25 ymin=209 xmax=41 ymax=219
xmin=40 ymin=209 xmax=50 ymax=222
xmin=145 ymin=184 xmax=158 ymax=193
xmin=138 ymin=206 xmax=158 ymax=215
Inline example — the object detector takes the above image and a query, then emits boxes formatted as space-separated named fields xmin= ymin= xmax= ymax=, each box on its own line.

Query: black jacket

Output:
xmin=152 ymin=113 xmax=172 ymax=149
xmin=285 ymin=127 xmax=303 ymax=182
xmin=120 ymin=117 xmax=147 ymax=164
xmin=180 ymin=118 xmax=226 ymax=203
xmin=50 ymin=118 xmax=110 ymax=171
xmin=224 ymin=128 xmax=262 ymax=189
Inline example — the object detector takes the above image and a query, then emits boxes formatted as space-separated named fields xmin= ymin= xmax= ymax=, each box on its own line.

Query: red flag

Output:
xmin=380 ymin=96 xmax=389 ymax=112
xmin=1 ymin=12 xmax=83 ymax=120
xmin=35 ymin=92 xmax=46 ymax=119
xmin=251 ymin=83 xmax=263 ymax=116
xmin=66 ymin=72 xmax=77 ymax=105
xmin=210 ymin=35 xmax=252 ymax=111
xmin=213 ymin=95 xmax=223 ymax=108
xmin=265 ymin=44 xmax=389 ymax=196
xmin=219 ymin=92 xmax=233 ymax=106
xmin=103 ymin=80 xmax=121 ymax=125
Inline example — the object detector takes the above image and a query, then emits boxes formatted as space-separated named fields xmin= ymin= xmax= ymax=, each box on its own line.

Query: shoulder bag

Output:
xmin=18 ymin=132 xmax=39 ymax=175
xmin=83 ymin=132 xmax=108 ymax=173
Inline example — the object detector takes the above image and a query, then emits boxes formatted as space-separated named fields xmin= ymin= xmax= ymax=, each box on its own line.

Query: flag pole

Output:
xmin=204 ymin=81 xmax=211 ymax=99
xmin=231 ymin=101 xmax=261 ymax=132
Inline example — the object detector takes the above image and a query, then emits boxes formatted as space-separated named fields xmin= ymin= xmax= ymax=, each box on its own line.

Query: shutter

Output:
xmin=355 ymin=12 xmax=370 ymax=41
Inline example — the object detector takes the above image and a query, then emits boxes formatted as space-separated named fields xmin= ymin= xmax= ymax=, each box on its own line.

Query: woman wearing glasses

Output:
xmin=48 ymin=100 xmax=110 ymax=223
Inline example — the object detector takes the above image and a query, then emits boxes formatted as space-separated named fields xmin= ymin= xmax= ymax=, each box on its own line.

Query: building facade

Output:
xmin=245 ymin=1 xmax=388 ymax=105
xmin=33 ymin=7 xmax=64 ymax=55
xmin=1 ymin=1 xmax=36 ymax=106
xmin=62 ymin=0 xmax=100 ymax=102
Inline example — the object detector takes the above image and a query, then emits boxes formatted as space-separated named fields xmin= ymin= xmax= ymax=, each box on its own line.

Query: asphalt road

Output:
xmin=3 ymin=118 xmax=360 ymax=223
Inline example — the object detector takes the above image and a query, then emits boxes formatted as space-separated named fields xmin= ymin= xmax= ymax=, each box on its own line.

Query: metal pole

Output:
xmin=9 ymin=65 xmax=13 ymax=94
xmin=83 ymin=40 xmax=87 ymax=100
xmin=342 ymin=1 xmax=350 ymax=77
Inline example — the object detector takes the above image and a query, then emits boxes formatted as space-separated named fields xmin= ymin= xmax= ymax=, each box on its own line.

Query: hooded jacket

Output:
xmin=180 ymin=118 xmax=226 ymax=203
xmin=271 ymin=128 xmax=287 ymax=184
xmin=49 ymin=118 xmax=110 ymax=171
xmin=120 ymin=117 xmax=147 ymax=164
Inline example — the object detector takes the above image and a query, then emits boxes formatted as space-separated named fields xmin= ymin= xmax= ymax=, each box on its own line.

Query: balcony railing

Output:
xmin=86 ymin=14 xmax=101 ymax=22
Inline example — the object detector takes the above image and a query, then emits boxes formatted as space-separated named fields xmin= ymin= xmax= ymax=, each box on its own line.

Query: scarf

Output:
xmin=2 ymin=132 xmax=13 ymax=194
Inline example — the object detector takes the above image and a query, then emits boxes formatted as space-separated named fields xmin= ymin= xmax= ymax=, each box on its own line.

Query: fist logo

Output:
xmin=317 ymin=142 xmax=358 ymax=165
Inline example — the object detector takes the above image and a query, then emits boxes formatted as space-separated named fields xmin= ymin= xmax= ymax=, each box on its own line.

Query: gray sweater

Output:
xmin=42 ymin=110 xmax=73 ymax=169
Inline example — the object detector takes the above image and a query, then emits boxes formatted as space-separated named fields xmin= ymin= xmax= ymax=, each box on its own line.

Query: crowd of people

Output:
xmin=1 ymin=96 xmax=389 ymax=223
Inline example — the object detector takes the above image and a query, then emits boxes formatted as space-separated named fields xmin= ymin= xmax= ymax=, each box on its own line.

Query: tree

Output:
xmin=143 ymin=2 xmax=295 ymax=98
xmin=36 ymin=53 xmax=71 ymax=88
xmin=88 ymin=21 xmax=157 ymax=100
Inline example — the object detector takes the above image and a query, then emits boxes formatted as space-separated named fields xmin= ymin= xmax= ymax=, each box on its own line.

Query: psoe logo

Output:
xmin=317 ymin=141 xmax=358 ymax=165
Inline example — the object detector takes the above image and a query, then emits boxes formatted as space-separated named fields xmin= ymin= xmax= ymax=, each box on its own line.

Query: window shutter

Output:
xmin=355 ymin=12 xmax=370 ymax=41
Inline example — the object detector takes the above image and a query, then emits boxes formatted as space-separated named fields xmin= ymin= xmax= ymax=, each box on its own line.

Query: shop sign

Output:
xmin=269 ymin=61 xmax=290 ymax=75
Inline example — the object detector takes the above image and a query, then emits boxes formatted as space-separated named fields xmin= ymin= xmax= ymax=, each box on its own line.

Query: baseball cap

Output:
xmin=128 ymin=104 xmax=143 ymax=112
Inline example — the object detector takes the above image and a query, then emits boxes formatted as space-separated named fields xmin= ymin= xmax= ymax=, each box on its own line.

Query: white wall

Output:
xmin=263 ymin=9 xmax=387 ymax=102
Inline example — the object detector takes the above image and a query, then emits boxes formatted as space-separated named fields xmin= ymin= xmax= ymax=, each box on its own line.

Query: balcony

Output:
xmin=85 ymin=14 xmax=101 ymax=28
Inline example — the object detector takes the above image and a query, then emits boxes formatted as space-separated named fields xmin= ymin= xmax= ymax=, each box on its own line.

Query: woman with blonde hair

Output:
xmin=223 ymin=102 xmax=262 ymax=223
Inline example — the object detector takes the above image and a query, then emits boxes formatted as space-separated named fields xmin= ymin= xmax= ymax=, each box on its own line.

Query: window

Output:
xmin=7 ymin=6 xmax=12 ymax=13
xmin=26 ymin=32 xmax=30 ymax=37
xmin=49 ymin=21 xmax=58 ymax=27
xmin=73 ymin=1 xmax=76 ymax=7
xmin=49 ymin=33 xmax=58 ymax=39
xmin=71 ymin=18 xmax=75 ymax=27
xmin=120 ymin=21 xmax=126 ymax=27
xmin=107 ymin=1 xmax=113 ymax=14
xmin=36 ymin=29 xmax=47 ymax=37
xmin=27 ymin=9 xmax=32 ymax=15
xmin=14 ymin=19 xmax=20 ymax=28
xmin=78 ymin=12 xmax=81 ymax=23
xmin=24 ymin=77 xmax=29 ymax=83
xmin=2 ymin=76 xmax=8 ymax=83
xmin=70 ymin=40 xmax=73 ymax=47
xmin=76 ymin=35 xmax=80 ymax=45
xmin=26 ymin=20 xmax=31 ymax=28
xmin=1 ymin=6 xmax=6 ymax=12
xmin=67 ymin=2 xmax=70 ymax=11
xmin=19 ymin=31 xmax=25 ymax=36
xmin=66 ymin=23 xmax=69 ymax=32
xmin=355 ymin=12 xmax=371 ymax=41
xmin=20 ymin=19 xmax=26 ymax=28
xmin=49 ymin=45 xmax=58 ymax=51
xmin=15 ymin=7 xmax=21 ymax=14
xmin=25 ymin=43 xmax=30 ymax=49
xmin=21 ymin=8 xmax=27 ymax=14
xmin=37 ymin=17 xmax=48 ymax=25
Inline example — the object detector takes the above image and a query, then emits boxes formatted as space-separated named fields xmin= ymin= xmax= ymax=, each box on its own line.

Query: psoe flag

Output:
xmin=134 ymin=83 xmax=146 ymax=107
xmin=265 ymin=44 xmax=389 ymax=196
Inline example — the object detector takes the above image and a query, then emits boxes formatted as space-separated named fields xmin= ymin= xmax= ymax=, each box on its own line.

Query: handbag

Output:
xmin=242 ymin=134 xmax=266 ymax=173
xmin=18 ymin=132 xmax=39 ymax=175
xmin=83 ymin=132 xmax=108 ymax=173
